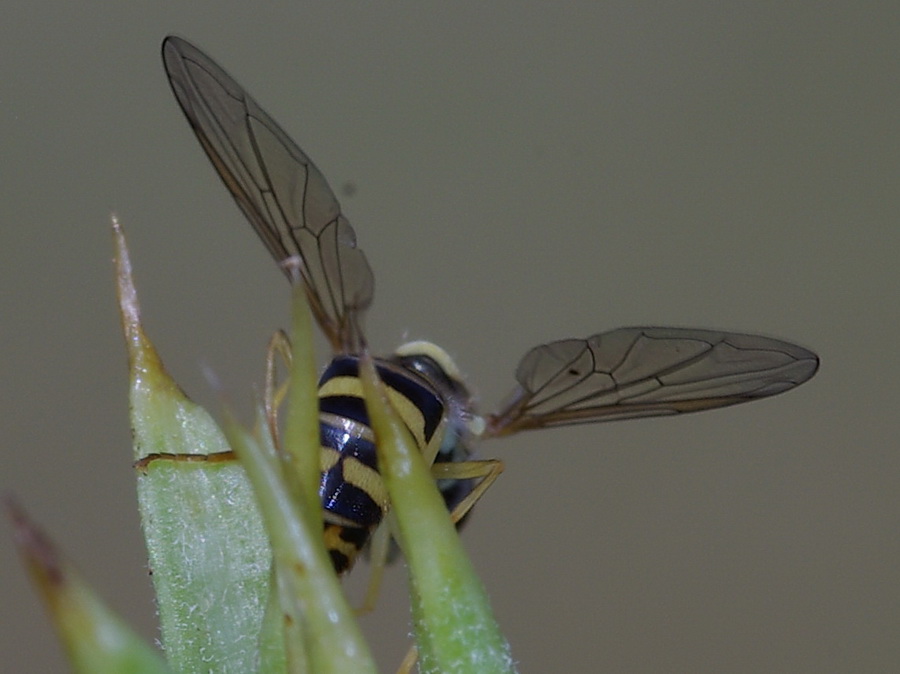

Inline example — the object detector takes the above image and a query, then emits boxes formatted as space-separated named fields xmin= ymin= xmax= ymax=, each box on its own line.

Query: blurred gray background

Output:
xmin=2 ymin=3 xmax=896 ymax=672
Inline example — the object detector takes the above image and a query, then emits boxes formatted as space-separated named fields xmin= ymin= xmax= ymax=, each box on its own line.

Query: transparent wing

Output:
xmin=486 ymin=327 xmax=819 ymax=437
xmin=162 ymin=36 xmax=373 ymax=353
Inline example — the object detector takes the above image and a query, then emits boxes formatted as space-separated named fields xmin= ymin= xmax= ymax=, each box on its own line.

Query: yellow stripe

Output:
xmin=323 ymin=523 xmax=364 ymax=557
xmin=320 ymin=447 xmax=341 ymax=471
xmin=318 ymin=375 xmax=429 ymax=449
xmin=383 ymin=387 xmax=427 ymax=448
xmin=318 ymin=375 xmax=363 ymax=397
xmin=341 ymin=457 xmax=389 ymax=510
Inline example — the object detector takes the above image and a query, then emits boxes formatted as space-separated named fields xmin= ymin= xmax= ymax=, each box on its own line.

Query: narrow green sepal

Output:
xmin=281 ymin=283 xmax=324 ymax=516
xmin=223 ymin=407 xmax=377 ymax=674
xmin=220 ymin=279 xmax=376 ymax=674
xmin=7 ymin=500 xmax=171 ymax=674
xmin=359 ymin=354 xmax=516 ymax=674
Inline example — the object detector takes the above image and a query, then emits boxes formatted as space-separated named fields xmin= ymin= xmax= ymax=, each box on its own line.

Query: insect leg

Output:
xmin=264 ymin=329 xmax=293 ymax=447
xmin=359 ymin=458 xmax=504 ymax=620
xmin=396 ymin=645 xmax=419 ymax=674
xmin=432 ymin=458 xmax=505 ymax=525
xmin=135 ymin=329 xmax=294 ymax=472
xmin=357 ymin=520 xmax=392 ymax=615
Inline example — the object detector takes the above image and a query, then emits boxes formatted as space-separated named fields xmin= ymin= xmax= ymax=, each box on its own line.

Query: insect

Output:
xmin=161 ymin=36 xmax=819 ymax=579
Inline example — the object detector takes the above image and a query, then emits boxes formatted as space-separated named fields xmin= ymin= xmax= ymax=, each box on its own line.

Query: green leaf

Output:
xmin=114 ymin=218 xmax=275 ymax=673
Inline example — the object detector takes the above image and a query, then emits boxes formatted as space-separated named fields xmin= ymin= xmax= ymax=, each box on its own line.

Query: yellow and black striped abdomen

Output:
xmin=317 ymin=356 xmax=446 ymax=573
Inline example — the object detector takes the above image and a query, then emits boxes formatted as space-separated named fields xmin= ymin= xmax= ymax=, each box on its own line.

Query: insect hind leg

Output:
xmin=356 ymin=520 xmax=392 ymax=615
xmin=264 ymin=328 xmax=293 ymax=447
xmin=433 ymin=458 xmax=504 ymax=525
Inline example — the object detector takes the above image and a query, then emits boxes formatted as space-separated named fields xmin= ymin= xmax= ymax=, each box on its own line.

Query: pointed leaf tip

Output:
xmin=7 ymin=499 xmax=171 ymax=674
xmin=112 ymin=216 xmax=142 ymax=350
xmin=6 ymin=497 xmax=65 ymax=591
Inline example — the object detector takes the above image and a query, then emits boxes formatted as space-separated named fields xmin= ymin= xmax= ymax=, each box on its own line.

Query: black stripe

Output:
xmin=329 ymin=549 xmax=350 ymax=573
xmin=319 ymin=423 xmax=379 ymax=471
xmin=338 ymin=526 xmax=370 ymax=547
xmin=319 ymin=356 xmax=444 ymax=441
xmin=319 ymin=459 xmax=382 ymax=527
xmin=320 ymin=395 xmax=369 ymax=428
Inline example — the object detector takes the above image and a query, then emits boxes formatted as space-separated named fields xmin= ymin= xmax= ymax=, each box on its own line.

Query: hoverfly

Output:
xmin=161 ymin=36 xmax=819 ymax=578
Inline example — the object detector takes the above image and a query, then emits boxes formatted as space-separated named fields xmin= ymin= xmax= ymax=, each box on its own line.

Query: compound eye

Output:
xmin=393 ymin=341 xmax=470 ymax=400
